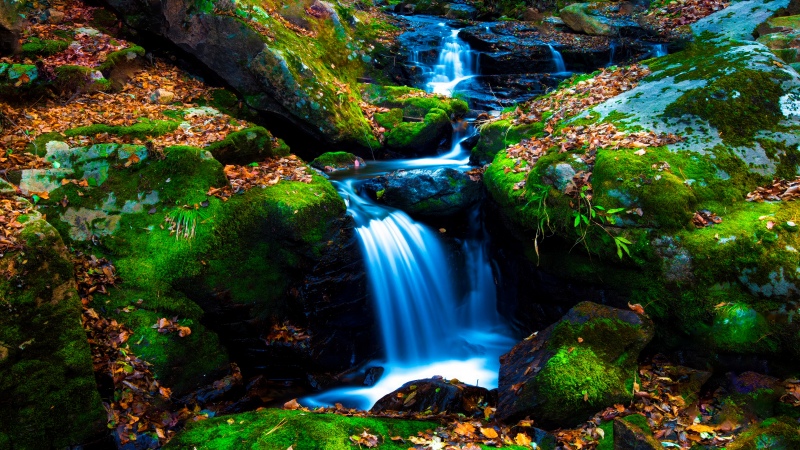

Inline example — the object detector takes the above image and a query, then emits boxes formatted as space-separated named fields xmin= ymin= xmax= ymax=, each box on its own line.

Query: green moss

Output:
xmin=664 ymin=69 xmax=787 ymax=146
xmin=21 ymin=37 xmax=68 ymax=57
xmin=530 ymin=347 xmax=632 ymax=426
xmin=727 ymin=417 xmax=800 ymax=450
xmin=64 ymin=119 xmax=180 ymax=140
xmin=52 ymin=65 xmax=112 ymax=93
xmin=385 ymin=107 xmax=450 ymax=152
xmin=206 ymin=126 xmax=289 ymax=164
xmin=99 ymin=45 xmax=145 ymax=71
xmin=375 ymin=108 xmax=403 ymax=129
xmin=165 ymin=409 xmax=440 ymax=449
xmin=310 ymin=151 xmax=360 ymax=170
xmin=26 ymin=131 xmax=66 ymax=156
xmin=0 ymin=217 xmax=105 ymax=447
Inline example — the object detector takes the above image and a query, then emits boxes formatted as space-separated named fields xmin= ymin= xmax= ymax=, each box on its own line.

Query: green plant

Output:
xmin=572 ymin=186 xmax=631 ymax=259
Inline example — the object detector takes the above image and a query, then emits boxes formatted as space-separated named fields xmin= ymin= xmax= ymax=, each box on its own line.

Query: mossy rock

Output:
xmin=206 ymin=126 xmax=289 ymax=165
xmin=497 ymin=302 xmax=653 ymax=427
xmin=21 ymin=37 xmax=69 ymax=57
xmin=0 ymin=202 xmax=105 ymax=448
xmin=472 ymin=119 xmax=544 ymax=165
xmin=165 ymin=409 xmax=440 ymax=449
xmin=726 ymin=417 xmax=800 ymax=450
xmin=385 ymin=107 xmax=451 ymax=155
xmin=310 ymin=151 xmax=365 ymax=171
xmin=38 ymin=141 xmax=347 ymax=391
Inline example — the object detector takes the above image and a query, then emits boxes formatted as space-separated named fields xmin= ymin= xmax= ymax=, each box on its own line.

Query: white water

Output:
xmin=427 ymin=29 xmax=479 ymax=96
xmin=650 ymin=43 xmax=668 ymax=58
xmin=303 ymin=28 xmax=515 ymax=410
xmin=547 ymin=44 xmax=567 ymax=74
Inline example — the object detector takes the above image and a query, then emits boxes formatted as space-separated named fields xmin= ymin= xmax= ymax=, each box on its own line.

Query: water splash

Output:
xmin=547 ymin=44 xmax=567 ymax=74
xmin=427 ymin=29 xmax=479 ymax=95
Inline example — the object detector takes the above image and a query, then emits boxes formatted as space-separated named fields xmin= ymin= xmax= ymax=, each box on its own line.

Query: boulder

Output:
xmin=444 ymin=3 xmax=477 ymax=20
xmin=0 ymin=1 xmax=21 ymax=55
xmin=613 ymin=417 xmax=660 ymax=450
xmin=363 ymin=167 xmax=482 ymax=217
xmin=371 ymin=377 xmax=493 ymax=416
xmin=0 ymin=195 xmax=105 ymax=447
xmin=560 ymin=3 xmax=643 ymax=37
xmin=310 ymin=151 xmax=366 ymax=172
xmin=484 ymin=0 xmax=800 ymax=369
xmin=100 ymin=0 xmax=379 ymax=150
xmin=726 ymin=418 xmax=800 ymax=450
xmin=497 ymin=302 xmax=654 ymax=427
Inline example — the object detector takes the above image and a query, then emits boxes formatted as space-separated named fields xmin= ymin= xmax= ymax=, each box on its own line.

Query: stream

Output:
xmin=304 ymin=18 xmax=518 ymax=410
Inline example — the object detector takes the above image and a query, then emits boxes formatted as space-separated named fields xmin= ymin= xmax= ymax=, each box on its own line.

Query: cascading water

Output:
xmin=650 ymin=43 xmax=668 ymax=58
xmin=427 ymin=28 xmax=479 ymax=96
xmin=304 ymin=24 xmax=515 ymax=410
xmin=547 ymin=44 xmax=567 ymax=74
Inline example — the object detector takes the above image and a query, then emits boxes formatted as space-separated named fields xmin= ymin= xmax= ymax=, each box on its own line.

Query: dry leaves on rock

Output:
xmin=152 ymin=317 xmax=192 ymax=337
xmin=693 ymin=210 xmax=722 ymax=228
xmin=746 ymin=177 xmax=800 ymax=202
xmin=209 ymin=155 xmax=313 ymax=200
xmin=0 ymin=197 xmax=31 ymax=258
xmin=513 ymin=65 xmax=651 ymax=128
xmin=263 ymin=321 xmax=311 ymax=347
xmin=646 ymin=0 xmax=730 ymax=31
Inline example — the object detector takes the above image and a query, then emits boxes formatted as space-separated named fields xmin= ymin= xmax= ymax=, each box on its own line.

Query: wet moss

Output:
xmin=385 ymin=107 xmax=450 ymax=152
xmin=98 ymin=45 xmax=145 ymax=71
xmin=726 ymin=417 xmax=800 ymax=450
xmin=472 ymin=119 xmax=544 ymax=165
xmin=310 ymin=151 xmax=361 ymax=170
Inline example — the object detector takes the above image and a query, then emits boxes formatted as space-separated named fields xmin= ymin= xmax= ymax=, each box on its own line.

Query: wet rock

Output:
xmin=726 ymin=417 xmax=800 ymax=450
xmin=544 ymin=163 xmax=577 ymax=193
xmin=371 ymin=377 xmax=494 ymax=415
xmin=46 ymin=8 xmax=65 ymax=24
xmin=726 ymin=371 xmax=783 ymax=394
xmin=363 ymin=167 xmax=482 ymax=217
xmin=461 ymin=132 xmax=480 ymax=150
xmin=613 ymin=417 xmax=660 ymax=450
xmin=497 ymin=301 xmax=654 ymax=427
xmin=560 ymin=3 xmax=645 ymax=37
xmin=394 ymin=2 xmax=416 ymax=15
xmin=364 ymin=366 xmax=385 ymax=386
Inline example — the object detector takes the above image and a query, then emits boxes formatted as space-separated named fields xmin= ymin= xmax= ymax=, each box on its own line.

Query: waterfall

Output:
xmin=608 ymin=41 xmax=618 ymax=67
xmin=460 ymin=207 xmax=500 ymax=328
xmin=348 ymin=196 xmax=459 ymax=363
xmin=427 ymin=29 xmax=478 ymax=96
xmin=547 ymin=44 xmax=566 ymax=73
xmin=650 ymin=43 xmax=668 ymax=58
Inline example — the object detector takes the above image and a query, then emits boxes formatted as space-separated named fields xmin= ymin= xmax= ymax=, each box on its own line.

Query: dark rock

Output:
xmin=371 ymin=377 xmax=494 ymax=415
xmin=0 ymin=2 xmax=21 ymax=55
xmin=363 ymin=167 xmax=482 ymax=217
xmin=461 ymin=133 xmax=480 ymax=151
xmin=726 ymin=371 xmax=783 ymax=394
xmin=444 ymin=3 xmax=477 ymax=20
xmin=395 ymin=2 xmax=416 ymax=15
xmin=99 ymin=0 xmax=372 ymax=150
xmin=613 ymin=417 xmax=661 ymax=450
xmin=364 ymin=366 xmax=385 ymax=386
xmin=497 ymin=301 xmax=654 ymax=428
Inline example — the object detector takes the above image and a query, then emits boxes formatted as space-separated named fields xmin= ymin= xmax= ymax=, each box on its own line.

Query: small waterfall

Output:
xmin=650 ymin=43 xmax=668 ymax=58
xmin=460 ymin=206 xmax=500 ymax=328
xmin=427 ymin=29 xmax=478 ymax=96
xmin=608 ymin=41 xmax=618 ymax=67
xmin=547 ymin=44 xmax=566 ymax=73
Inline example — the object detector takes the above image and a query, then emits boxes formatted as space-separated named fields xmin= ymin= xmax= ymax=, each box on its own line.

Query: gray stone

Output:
xmin=363 ymin=168 xmax=482 ymax=217
xmin=560 ymin=3 xmax=641 ymax=36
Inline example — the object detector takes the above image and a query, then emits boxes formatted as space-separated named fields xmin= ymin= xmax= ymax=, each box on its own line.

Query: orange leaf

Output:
xmin=480 ymin=427 xmax=498 ymax=439
xmin=628 ymin=302 xmax=645 ymax=315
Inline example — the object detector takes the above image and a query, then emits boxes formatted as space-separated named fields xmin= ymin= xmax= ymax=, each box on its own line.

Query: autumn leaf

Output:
xmin=628 ymin=302 xmax=645 ymax=315
xmin=283 ymin=399 xmax=301 ymax=410
xmin=453 ymin=422 xmax=475 ymax=436
xmin=514 ymin=433 xmax=532 ymax=446
xmin=480 ymin=427 xmax=498 ymax=438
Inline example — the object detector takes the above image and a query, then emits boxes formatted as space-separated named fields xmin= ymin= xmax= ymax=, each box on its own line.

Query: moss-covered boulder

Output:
xmin=497 ymin=302 xmax=654 ymax=427
xmin=363 ymin=167 xmax=482 ymax=217
xmin=28 ymin=139 xmax=363 ymax=392
xmin=364 ymin=85 xmax=469 ymax=156
xmin=0 ymin=196 xmax=105 ymax=447
xmin=484 ymin=0 xmax=800 ymax=368
xmin=560 ymin=3 xmax=642 ymax=36
xmin=726 ymin=417 xmax=800 ymax=449
xmin=164 ymin=409 xmax=439 ymax=450
xmin=100 ymin=0 xmax=385 ymax=151
xmin=371 ymin=377 xmax=493 ymax=416
xmin=207 ymin=126 xmax=290 ymax=165
xmin=310 ymin=151 xmax=366 ymax=172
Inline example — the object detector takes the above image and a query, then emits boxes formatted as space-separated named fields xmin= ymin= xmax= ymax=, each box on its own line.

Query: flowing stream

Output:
xmin=304 ymin=22 xmax=517 ymax=410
